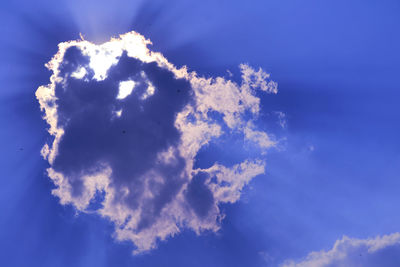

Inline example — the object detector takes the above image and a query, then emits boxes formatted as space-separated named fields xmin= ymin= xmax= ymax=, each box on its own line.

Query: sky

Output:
xmin=1 ymin=0 xmax=400 ymax=266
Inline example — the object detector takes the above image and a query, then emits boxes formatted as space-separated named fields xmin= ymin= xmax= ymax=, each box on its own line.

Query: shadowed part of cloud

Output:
xmin=185 ymin=172 xmax=214 ymax=218
xmin=36 ymin=30 xmax=278 ymax=253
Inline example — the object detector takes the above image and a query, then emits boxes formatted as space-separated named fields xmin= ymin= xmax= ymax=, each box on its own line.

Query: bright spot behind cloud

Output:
xmin=36 ymin=30 xmax=278 ymax=253
xmin=117 ymin=80 xmax=136 ymax=99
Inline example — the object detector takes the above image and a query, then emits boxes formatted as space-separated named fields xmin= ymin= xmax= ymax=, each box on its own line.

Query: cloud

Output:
xmin=275 ymin=111 xmax=287 ymax=129
xmin=36 ymin=30 xmax=278 ymax=253
xmin=281 ymin=233 xmax=400 ymax=267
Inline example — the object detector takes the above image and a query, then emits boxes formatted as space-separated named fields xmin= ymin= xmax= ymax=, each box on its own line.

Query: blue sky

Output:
xmin=1 ymin=0 xmax=400 ymax=266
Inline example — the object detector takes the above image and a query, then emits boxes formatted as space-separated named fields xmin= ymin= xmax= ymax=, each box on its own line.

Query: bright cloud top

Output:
xmin=36 ymin=31 xmax=278 ymax=253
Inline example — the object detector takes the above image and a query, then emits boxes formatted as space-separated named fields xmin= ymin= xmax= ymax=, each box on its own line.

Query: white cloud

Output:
xmin=36 ymin=30 xmax=278 ymax=254
xmin=244 ymin=121 xmax=276 ymax=152
xmin=71 ymin=67 xmax=87 ymax=79
xmin=281 ymin=233 xmax=400 ymax=267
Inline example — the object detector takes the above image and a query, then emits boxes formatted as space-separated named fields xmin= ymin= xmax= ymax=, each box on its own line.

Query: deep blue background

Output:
xmin=1 ymin=0 xmax=400 ymax=266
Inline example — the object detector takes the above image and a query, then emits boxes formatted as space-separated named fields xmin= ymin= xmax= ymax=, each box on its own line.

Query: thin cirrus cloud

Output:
xmin=281 ymin=233 xmax=400 ymax=267
xmin=36 ymin=30 xmax=278 ymax=253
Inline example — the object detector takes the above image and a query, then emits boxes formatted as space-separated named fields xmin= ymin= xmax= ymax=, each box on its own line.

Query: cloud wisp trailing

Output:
xmin=36 ymin=30 xmax=278 ymax=253
xmin=281 ymin=233 xmax=400 ymax=267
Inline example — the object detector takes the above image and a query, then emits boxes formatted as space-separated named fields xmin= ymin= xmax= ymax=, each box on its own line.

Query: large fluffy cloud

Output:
xmin=36 ymin=31 xmax=278 ymax=253
xmin=281 ymin=233 xmax=400 ymax=267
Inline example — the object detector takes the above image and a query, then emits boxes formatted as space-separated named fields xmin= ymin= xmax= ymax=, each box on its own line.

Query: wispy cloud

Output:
xmin=281 ymin=233 xmax=400 ymax=267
